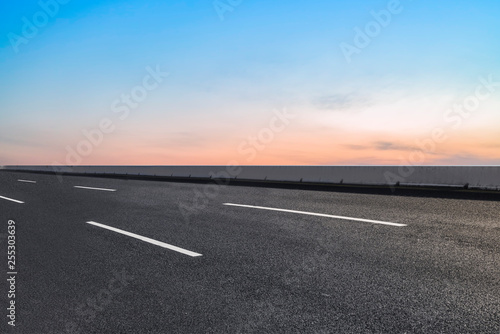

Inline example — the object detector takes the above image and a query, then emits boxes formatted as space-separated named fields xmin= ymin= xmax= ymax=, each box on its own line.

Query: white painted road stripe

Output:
xmin=18 ymin=179 xmax=37 ymax=183
xmin=0 ymin=196 xmax=25 ymax=204
xmin=223 ymin=203 xmax=407 ymax=227
xmin=86 ymin=221 xmax=203 ymax=257
xmin=74 ymin=186 xmax=116 ymax=192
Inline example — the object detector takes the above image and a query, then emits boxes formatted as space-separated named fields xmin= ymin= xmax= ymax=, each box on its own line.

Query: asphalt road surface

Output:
xmin=1 ymin=171 xmax=499 ymax=333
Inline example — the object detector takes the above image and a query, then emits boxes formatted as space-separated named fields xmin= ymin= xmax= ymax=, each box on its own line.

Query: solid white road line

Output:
xmin=223 ymin=203 xmax=407 ymax=227
xmin=0 ymin=195 xmax=25 ymax=204
xmin=18 ymin=179 xmax=37 ymax=184
xmin=86 ymin=221 xmax=203 ymax=257
xmin=74 ymin=186 xmax=116 ymax=192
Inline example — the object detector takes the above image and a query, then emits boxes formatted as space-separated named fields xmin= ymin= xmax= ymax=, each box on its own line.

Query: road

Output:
xmin=1 ymin=170 xmax=499 ymax=333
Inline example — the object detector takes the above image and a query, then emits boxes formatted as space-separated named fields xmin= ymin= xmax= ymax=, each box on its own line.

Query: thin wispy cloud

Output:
xmin=312 ymin=93 xmax=371 ymax=112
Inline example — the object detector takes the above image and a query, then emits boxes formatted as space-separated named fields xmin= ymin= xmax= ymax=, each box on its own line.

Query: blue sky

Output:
xmin=1 ymin=0 xmax=499 ymax=165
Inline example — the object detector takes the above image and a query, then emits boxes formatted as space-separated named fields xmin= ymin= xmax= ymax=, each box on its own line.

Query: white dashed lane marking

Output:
xmin=223 ymin=203 xmax=407 ymax=227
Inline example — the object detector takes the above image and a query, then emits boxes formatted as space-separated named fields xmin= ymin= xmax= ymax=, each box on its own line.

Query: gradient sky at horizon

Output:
xmin=1 ymin=0 xmax=499 ymax=165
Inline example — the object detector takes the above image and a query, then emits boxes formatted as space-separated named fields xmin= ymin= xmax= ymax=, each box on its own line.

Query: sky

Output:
xmin=0 ymin=0 xmax=499 ymax=166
